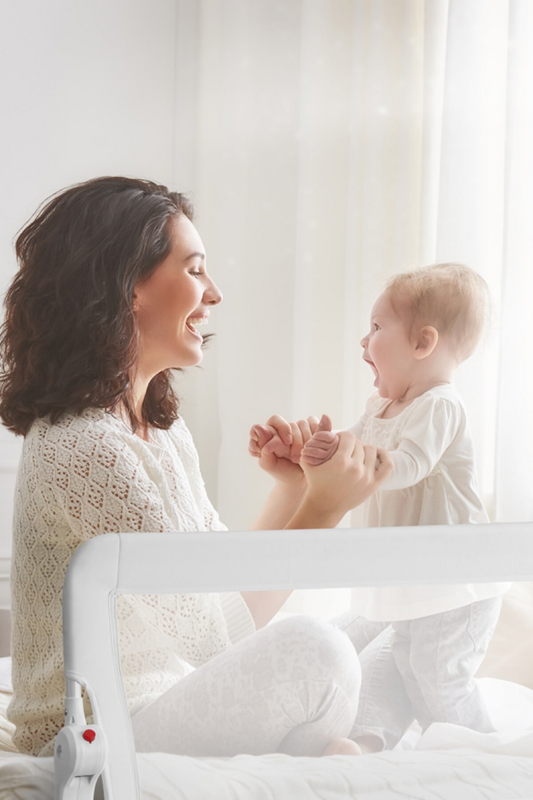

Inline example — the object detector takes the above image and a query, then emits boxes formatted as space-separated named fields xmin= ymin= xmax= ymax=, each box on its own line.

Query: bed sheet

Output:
xmin=1 ymin=748 xmax=533 ymax=800
xmin=2 ymin=678 xmax=533 ymax=800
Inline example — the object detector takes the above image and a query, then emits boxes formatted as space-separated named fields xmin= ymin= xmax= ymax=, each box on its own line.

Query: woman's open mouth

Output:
xmin=186 ymin=316 xmax=208 ymax=339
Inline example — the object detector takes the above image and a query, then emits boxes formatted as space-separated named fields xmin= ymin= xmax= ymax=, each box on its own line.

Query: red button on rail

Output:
xmin=82 ymin=729 xmax=96 ymax=743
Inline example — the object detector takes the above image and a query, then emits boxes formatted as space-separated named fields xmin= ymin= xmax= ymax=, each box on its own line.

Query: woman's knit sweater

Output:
xmin=8 ymin=408 xmax=255 ymax=756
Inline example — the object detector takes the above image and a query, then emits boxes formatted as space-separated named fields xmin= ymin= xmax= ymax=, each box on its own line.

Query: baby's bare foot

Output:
xmin=351 ymin=734 xmax=384 ymax=754
xmin=321 ymin=737 xmax=363 ymax=756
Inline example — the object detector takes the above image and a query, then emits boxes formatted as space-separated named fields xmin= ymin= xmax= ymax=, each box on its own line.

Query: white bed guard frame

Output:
xmin=54 ymin=522 xmax=533 ymax=800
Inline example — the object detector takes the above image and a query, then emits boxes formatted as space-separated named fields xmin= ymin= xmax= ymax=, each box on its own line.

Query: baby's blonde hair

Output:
xmin=386 ymin=263 xmax=490 ymax=363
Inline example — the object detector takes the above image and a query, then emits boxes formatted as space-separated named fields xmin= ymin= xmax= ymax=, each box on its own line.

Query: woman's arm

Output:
xmin=289 ymin=432 xmax=393 ymax=527
xmin=252 ymin=479 xmax=308 ymax=531
xmin=243 ymin=417 xmax=316 ymax=626
xmin=243 ymin=430 xmax=394 ymax=627
xmin=250 ymin=415 xmax=319 ymax=530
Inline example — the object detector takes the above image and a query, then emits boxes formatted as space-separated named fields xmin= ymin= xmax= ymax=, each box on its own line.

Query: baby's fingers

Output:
xmin=301 ymin=453 xmax=330 ymax=466
xmin=304 ymin=430 xmax=337 ymax=445
xmin=316 ymin=413 xmax=333 ymax=432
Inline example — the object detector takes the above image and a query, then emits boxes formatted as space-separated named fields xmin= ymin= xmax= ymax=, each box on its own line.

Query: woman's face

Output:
xmin=133 ymin=214 xmax=222 ymax=377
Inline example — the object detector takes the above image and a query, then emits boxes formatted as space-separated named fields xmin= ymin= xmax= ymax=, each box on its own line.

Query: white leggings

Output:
xmin=131 ymin=616 xmax=361 ymax=757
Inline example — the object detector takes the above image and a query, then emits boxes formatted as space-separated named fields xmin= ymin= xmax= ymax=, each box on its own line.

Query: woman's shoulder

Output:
xmin=24 ymin=408 xmax=130 ymax=459
xmin=162 ymin=415 xmax=200 ymax=463
xmin=162 ymin=414 xmax=193 ymax=443
xmin=27 ymin=407 xmax=120 ymax=437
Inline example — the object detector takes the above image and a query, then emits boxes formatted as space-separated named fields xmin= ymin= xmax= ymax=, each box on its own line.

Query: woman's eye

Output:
xmin=190 ymin=270 xmax=202 ymax=278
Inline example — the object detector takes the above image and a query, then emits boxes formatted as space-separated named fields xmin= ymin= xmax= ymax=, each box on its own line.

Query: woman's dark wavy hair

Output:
xmin=0 ymin=176 xmax=198 ymax=436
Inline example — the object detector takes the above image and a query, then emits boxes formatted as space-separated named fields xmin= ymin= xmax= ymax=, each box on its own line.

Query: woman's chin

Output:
xmin=180 ymin=350 xmax=204 ymax=368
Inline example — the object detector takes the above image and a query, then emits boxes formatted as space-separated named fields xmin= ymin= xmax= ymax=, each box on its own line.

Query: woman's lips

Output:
xmin=186 ymin=315 xmax=208 ymax=339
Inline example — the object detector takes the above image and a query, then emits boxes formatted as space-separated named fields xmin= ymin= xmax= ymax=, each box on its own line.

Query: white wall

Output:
xmin=0 ymin=0 xmax=178 ymax=615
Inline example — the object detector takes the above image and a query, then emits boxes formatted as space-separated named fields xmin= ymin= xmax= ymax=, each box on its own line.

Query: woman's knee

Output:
xmin=269 ymin=615 xmax=361 ymax=696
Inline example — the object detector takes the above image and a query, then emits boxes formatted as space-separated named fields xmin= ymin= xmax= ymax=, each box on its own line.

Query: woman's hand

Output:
xmin=300 ymin=431 xmax=393 ymax=519
xmin=249 ymin=415 xmax=320 ymax=484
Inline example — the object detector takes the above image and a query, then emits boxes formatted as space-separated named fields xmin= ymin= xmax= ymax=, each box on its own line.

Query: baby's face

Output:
xmin=360 ymin=290 xmax=416 ymax=399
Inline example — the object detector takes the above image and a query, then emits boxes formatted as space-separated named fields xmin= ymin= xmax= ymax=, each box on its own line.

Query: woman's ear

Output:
xmin=413 ymin=326 xmax=438 ymax=359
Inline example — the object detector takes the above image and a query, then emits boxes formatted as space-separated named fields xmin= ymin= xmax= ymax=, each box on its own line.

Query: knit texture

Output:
xmin=8 ymin=409 xmax=254 ymax=756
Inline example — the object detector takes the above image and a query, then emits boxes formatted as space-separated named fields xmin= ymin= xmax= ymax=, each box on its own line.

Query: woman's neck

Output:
xmin=126 ymin=370 xmax=153 ymax=440
xmin=115 ymin=395 xmax=150 ymax=441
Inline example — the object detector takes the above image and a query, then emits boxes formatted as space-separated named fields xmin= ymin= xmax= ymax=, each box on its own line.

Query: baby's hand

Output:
xmin=301 ymin=414 xmax=340 ymax=465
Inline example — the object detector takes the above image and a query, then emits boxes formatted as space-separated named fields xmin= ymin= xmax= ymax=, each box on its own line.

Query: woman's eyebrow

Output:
xmin=184 ymin=252 xmax=205 ymax=262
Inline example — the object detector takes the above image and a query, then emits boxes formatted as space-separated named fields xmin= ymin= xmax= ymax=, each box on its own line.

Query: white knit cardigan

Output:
xmin=8 ymin=408 xmax=255 ymax=756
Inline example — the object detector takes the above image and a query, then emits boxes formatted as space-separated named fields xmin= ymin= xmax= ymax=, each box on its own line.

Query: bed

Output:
xmin=1 ymin=523 xmax=533 ymax=799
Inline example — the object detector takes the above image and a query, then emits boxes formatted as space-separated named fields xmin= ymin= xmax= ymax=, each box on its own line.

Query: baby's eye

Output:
xmin=373 ymin=323 xmax=380 ymax=331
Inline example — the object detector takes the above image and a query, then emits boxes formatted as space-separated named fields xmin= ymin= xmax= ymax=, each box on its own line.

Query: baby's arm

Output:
xmin=379 ymin=397 xmax=461 ymax=491
xmin=381 ymin=440 xmax=433 ymax=490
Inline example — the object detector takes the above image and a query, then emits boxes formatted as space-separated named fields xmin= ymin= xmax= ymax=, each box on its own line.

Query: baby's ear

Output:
xmin=413 ymin=325 xmax=438 ymax=359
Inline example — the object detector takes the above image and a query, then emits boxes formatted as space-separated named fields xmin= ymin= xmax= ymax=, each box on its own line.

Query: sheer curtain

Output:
xmin=173 ymin=0 xmax=533 ymax=554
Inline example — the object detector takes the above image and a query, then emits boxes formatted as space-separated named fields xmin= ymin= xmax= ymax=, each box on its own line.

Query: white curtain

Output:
xmin=174 ymin=0 xmax=533 ymax=555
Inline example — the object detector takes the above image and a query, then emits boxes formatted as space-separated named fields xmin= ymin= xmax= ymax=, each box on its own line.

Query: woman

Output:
xmin=0 ymin=177 xmax=392 ymax=758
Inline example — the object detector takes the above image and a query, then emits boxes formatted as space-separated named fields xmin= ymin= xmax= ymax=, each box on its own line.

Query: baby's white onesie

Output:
xmin=348 ymin=384 xmax=510 ymax=621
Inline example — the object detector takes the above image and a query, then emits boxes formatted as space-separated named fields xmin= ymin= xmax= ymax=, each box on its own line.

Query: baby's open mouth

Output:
xmin=363 ymin=357 xmax=378 ymax=377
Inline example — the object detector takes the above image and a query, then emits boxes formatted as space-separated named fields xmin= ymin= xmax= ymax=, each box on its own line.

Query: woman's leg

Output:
xmin=331 ymin=613 xmax=414 ymax=751
xmin=131 ymin=616 xmax=361 ymax=757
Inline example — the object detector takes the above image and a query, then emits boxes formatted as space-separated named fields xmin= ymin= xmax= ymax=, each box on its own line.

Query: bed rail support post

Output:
xmin=60 ymin=533 xmax=140 ymax=800
xmin=54 ymin=679 xmax=107 ymax=800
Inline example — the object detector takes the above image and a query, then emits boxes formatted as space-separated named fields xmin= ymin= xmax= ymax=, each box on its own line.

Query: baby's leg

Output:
xmin=331 ymin=615 xmax=414 ymax=751
xmin=392 ymin=597 xmax=502 ymax=732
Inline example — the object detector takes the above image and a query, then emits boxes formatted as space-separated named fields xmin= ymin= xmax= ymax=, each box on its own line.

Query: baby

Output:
xmin=251 ymin=263 xmax=510 ymax=750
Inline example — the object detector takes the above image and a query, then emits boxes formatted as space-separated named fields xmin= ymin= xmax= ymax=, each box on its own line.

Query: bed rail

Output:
xmin=56 ymin=522 xmax=533 ymax=799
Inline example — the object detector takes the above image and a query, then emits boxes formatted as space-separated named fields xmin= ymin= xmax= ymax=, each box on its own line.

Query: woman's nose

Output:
xmin=205 ymin=278 xmax=223 ymax=305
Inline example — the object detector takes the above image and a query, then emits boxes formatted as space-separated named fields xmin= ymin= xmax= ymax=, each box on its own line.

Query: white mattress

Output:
xmin=2 ymin=671 xmax=533 ymax=799
xmin=1 ymin=748 xmax=533 ymax=800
